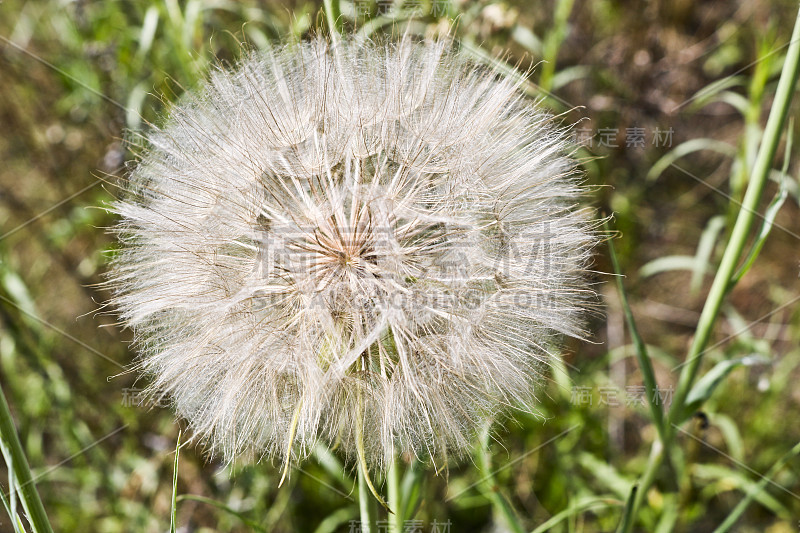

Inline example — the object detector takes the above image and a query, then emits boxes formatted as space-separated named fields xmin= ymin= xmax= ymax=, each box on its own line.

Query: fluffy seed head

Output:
xmin=109 ymin=36 xmax=596 ymax=470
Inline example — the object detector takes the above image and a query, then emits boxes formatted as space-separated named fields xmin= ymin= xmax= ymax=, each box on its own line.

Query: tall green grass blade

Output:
xmin=399 ymin=459 xmax=423 ymax=520
xmin=551 ymin=65 xmax=590 ymax=91
xmin=169 ymin=431 xmax=180 ymax=533
xmin=618 ymin=15 xmax=800 ymax=526
xmin=646 ymin=139 xmax=736 ymax=183
xmin=510 ymin=25 xmax=542 ymax=56
xmin=539 ymin=0 xmax=575 ymax=91
xmin=653 ymin=494 xmax=678 ymax=533
xmin=0 ymin=477 xmax=25 ymax=533
xmin=323 ymin=0 xmax=342 ymax=36
xmin=693 ymin=464 xmax=790 ymax=518
xmin=686 ymin=76 xmax=746 ymax=111
xmin=476 ymin=424 xmax=525 ymax=533
xmin=714 ymin=90 xmax=751 ymax=116
xmin=578 ymin=453 xmax=634 ymax=499
xmin=312 ymin=506 xmax=359 ymax=533
xmin=711 ymin=413 xmax=745 ymax=463
xmin=606 ymin=223 xmax=666 ymax=441
xmin=668 ymin=2 xmax=800 ymax=437
xmin=357 ymin=461 xmax=379 ymax=533
xmin=691 ymin=216 xmax=726 ymax=294
xmin=137 ymin=6 xmax=159 ymax=57
xmin=0 ymin=382 xmax=53 ymax=533
xmin=614 ymin=484 xmax=637 ymax=533
xmin=639 ymin=255 xmax=698 ymax=278
xmin=731 ymin=125 xmax=792 ymax=284
xmin=313 ymin=443 xmax=354 ymax=492
xmin=388 ymin=454 xmax=403 ymax=533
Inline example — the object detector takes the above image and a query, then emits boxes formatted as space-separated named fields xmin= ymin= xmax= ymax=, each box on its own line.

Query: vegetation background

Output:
xmin=1 ymin=0 xmax=799 ymax=531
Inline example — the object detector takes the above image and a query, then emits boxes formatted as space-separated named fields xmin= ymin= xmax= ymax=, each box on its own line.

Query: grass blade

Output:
xmin=312 ymin=507 xmax=359 ymax=533
xmin=0 ymin=382 xmax=53 ymax=533
xmin=476 ymin=424 xmax=526 ymax=533
xmin=712 ymin=440 xmax=800 ymax=533
xmin=169 ymin=431 xmax=181 ymax=533
xmin=615 ymin=484 xmax=638 ymax=533
xmin=177 ymin=494 xmax=268 ymax=532
xmin=679 ymin=355 xmax=769 ymax=423
xmin=734 ymin=185 xmax=785 ymax=275
xmin=646 ymin=138 xmax=737 ymax=183
xmin=668 ymin=3 xmax=800 ymax=435
xmin=531 ymin=497 xmax=622 ymax=533
xmin=606 ymin=222 xmax=666 ymax=441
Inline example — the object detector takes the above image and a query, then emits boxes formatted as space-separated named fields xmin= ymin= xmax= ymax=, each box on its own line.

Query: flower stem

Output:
xmin=322 ymin=0 xmax=342 ymax=37
xmin=358 ymin=461 xmax=378 ymax=533
xmin=0 ymin=381 xmax=53 ymax=533
xmin=477 ymin=424 xmax=525 ymax=533
xmin=388 ymin=453 xmax=403 ymax=533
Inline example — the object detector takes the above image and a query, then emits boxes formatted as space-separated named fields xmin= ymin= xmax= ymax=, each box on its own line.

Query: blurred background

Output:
xmin=1 ymin=0 xmax=800 ymax=531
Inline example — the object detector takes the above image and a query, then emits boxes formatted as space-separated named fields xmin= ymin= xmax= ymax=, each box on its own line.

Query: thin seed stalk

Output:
xmin=0 ymin=381 xmax=53 ymax=533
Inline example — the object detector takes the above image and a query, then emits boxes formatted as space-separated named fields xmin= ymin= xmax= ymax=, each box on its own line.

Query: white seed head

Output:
xmin=109 ymin=36 xmax=596 ymax=470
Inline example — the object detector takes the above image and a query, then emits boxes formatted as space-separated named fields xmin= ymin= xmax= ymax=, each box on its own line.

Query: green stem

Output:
xmin=539 ymin=0 xmax=575 ymax=92
xmin=322 ymin=0 xmax=342 ymax=38
xmin=621 ymin=440 xmax=663 ymax=533
xmin=388 ymin=454 xmax=402 ymax=533
xmin=623 ymin=5 xmax=800 ymax=528
xmin=0 ymin=381 xmax=53 ymax=533
xmin=668 ymin=3 xmax=800 ymax=431
xmin=358 ymin=462 xmax=377 ymax=533
xmin=606 ymin=224 xmax=666 ymax=443
xmin=477 ymin=425 xmax=525 ymax=533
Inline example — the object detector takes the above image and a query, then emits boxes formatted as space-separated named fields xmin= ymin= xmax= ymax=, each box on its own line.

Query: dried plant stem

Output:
xmin=621 ymin=5 xmax=800 ymax=531
xmin=0 ymin=382 xmax=53 ymax=533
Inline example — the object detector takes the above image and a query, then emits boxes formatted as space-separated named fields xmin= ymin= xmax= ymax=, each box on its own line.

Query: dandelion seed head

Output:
xmin=109 ymin=36 xmax=596 ymax=470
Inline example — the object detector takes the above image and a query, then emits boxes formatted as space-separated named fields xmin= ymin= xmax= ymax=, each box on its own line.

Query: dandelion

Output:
xmin=108 ymin=35 xmax=596 ymax=475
